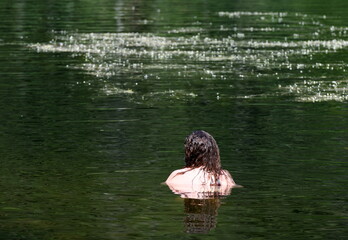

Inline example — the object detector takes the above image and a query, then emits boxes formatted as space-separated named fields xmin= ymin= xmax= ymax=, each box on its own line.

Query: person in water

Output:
xmin=165 ymin=130 xmax=236 ymax=196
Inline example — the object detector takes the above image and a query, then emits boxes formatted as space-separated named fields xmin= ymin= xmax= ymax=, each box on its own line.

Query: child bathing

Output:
xmin=165 ymin=130 xmax=237 ymax=195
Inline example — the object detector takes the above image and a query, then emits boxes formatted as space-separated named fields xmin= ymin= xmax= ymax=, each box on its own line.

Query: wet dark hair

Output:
xmin=184 ymin=130 xmax=222 ymax=180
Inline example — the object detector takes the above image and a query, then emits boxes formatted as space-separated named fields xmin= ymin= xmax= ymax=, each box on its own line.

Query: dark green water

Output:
xmin=1 ymin=0 xmax=347 ymax=239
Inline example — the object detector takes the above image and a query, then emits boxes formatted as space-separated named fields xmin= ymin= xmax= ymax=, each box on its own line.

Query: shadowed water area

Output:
xmin=0 ymin=0 xmax=347 ymax=239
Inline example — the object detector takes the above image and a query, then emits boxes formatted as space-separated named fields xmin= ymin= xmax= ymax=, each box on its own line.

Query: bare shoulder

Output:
xmin=165 ymin=168 xmax=189 ymax=183
xmin=221 ymin=169 xmax=236 ymax=186
xmin=222 ymin=169 xmax=232 ymax=177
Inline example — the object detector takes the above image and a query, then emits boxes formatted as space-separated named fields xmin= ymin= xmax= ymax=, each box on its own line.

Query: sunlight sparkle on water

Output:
xmin=27 ymin=11 xmax=348 ymax=103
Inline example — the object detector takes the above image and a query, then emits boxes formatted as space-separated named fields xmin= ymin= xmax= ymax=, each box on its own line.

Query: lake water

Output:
xmin=1 ymin=0 xmax=347 ymax=239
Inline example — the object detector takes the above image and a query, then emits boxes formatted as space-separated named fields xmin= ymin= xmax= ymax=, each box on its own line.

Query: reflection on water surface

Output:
xmin=184 ymin=198 xmax=221 ymax=234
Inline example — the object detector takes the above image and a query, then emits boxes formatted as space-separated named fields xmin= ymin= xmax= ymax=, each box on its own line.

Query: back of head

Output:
xmin=184 ymin=130 xmax=222 ymax=174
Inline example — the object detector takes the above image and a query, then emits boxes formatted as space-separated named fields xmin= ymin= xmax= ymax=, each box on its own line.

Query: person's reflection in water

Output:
xmin=184 ymin=197 xmax=220 ymax=233
xmin=167 ymin=182 xmax=235 ymax=233
xmin=165 ymin=130 xmax=241 ymax=233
